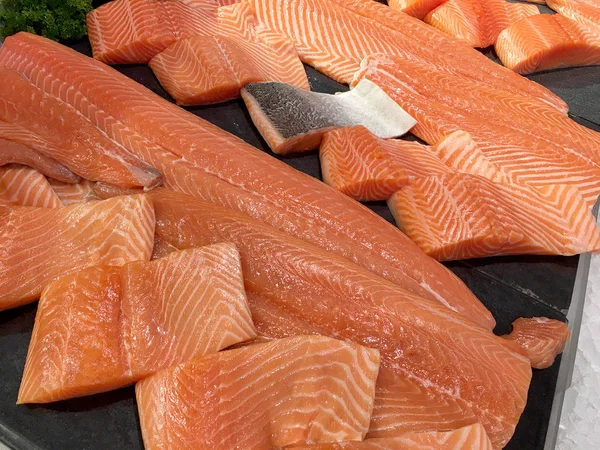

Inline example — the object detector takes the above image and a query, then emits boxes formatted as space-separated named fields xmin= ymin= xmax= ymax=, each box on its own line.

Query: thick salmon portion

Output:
xmin=388 ymin=173 xmax=600 ymax=260
xmin=145 ymin=188 xmax=533 ymax=448
xmin=504 ymin=317 xmax=571 ymax=369
xmin=547 ymin=0 xmax=600 ymax=30
xmin=291 ymin=423 xmax=493 ymax=449
xmin=47 ymin=179 xmax=98 ymax=206
xmin=0 ymin=166 xmax=62 ymax=208
xmin=136 ymin=336 xmax=380 ymax=449
xmin=149 ymin=32 xmax=308 ymax=105
xmin=388 ymin=0 xmax=449 ymax=20
xmin=0 ymin=140 xmax=79 ymax=184
xmin=495 ymin=13 xmax=600 ymax=74
xmin=0 ymin=33 xmax=490 ymax=332
xmin=18 ymin=245 xmax=256 ymax=403
xmin=0 ymin=195 xmax=154 ymax=311
xmin=355 ymin=54 xmax=600 ymax=205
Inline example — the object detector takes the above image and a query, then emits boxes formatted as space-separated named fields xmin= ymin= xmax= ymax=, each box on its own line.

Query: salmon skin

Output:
xmin=289 ymin=423 xmax=493 ymax=449
xmin=0 ymin=166 xmax=62 ymax=208
xmin=241 ymin=80 xmax=416 ymax=154
xmin=137 ymin=336 xmax=380 ymax=450
xmin=424 ymin=0 xmax=539 ymax=48
xmin=0 ymin=140 xmax=80 ymax=184
xmin=18 ymin=244 xmax=256 ymax=403
xmin=495 ymin=14 xmax=600 ymax=74
xmin=149 ymin=32 xmax=309 ymax=105
xmin=547 ymin=0 xmax=600 ymax=30
xmin=354 ymin=54 xmax=600 ymax=206
xmin=0 ymin=195 xmax=154 ymax=311
xmin=47 ymin=179 xmax=98 ymax=206
xmin=0 ymin=33 xmax=491 ymax=331
xmin=388 ymin=0 xmax=449 ymax=20
xmin=141 ymin=188 xmax=532 ymax=448
xmin=503 ymin=317 xmax=571 ymax=369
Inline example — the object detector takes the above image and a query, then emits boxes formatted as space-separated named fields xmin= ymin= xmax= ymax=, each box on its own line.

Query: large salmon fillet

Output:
xmin=18 ymin=244 xmax=256 ymax=403
xmin=547 ymin=0 xmax=600 ymax=30
xmin=424 ymin=0 xmax=539 ymax=48
xmin=0 ymin=166 xmax=62 ymax=208
xmin=136 ymin=335 xmax=380 ymax=449
xmin=388 ymin=173 xmax=600 ymax=260
xmin=149 ymin=32 xmax=309 ymax=105
xmin=495 ymin=13 xmax=600 ymax=74
xmin=0 ymin=33 xmax=492 ymax=330
xmin=47 ymin=179 xmax=98 ymax=205
xmin=290 ymin=423 xmax=493 ymax=449
xmin=244 ymin=0 xmax=566 ymax=112
xmin=388 ymin=0 xmax=449 ymax=20
xmin=354 ymin=54 xmax=600 ymax=205
xmin=0 ymin=195 xmax=154 ymax=311
xmin=142 ymin=188 xmax=531 ymax=448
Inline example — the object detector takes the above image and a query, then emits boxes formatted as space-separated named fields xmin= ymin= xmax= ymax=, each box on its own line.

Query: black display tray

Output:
xmin=0 ymin=30 xmax=597 ymax=449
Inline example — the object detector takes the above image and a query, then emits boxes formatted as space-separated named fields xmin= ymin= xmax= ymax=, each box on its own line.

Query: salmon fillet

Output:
xmin=0 ymin=195 xmax=154 ymax=311
xmin=143 ymin=188 xmax=532 ymax=448
xmin=0 ymin=33 xmax=492 ymax=330
xmin=136 ymin=336 xmax=380 ymax=449
xmin=424 ymin=0 xmax=539 ymax=48
xmin=503 ymin=317 xmax=571 ymax=369
xmin=290 ymin=423 xmax=493 ymax=449
xmin=495 ymin=13 xmax=600 ymax=74
xmin=149 ymin=32 xmax=308 ymax=105
xmin=0 ymin=166 xmax=62 ymax=208
xmin=47 ymin=179 xmax=98 ymax=205
xmin=388 ymin=0 xmax=449 ymax=20
xmin=388 ymin=173 xmax=600 ymax=260
xmin=0 ymin=140 xmax=79 ymax=184
xmin=547 ymin=0 xmax=600 ymax=30
xmin=18 ymin=244 xmax=256 ymax=403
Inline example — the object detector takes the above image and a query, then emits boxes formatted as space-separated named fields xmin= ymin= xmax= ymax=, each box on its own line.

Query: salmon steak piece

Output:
xmin=18 ymin=244 xmax=256 ymax=403
xmin=0 ymin=166 xmax=62 ymax=208
xmin=0 ymin=33 xmax=489 ymax=332
xmin=0 ymin=194 xmax=154 ymax=311
xmin=136 ymin=335 xmax=380 ymax=450
xmin=289 ymin=423 xmax=493 ymax=449
xmin=503 ymin=317 xmax=571 ymax=369
xmin=0 ymin=140 xmax=79 ymax=184
xmin=47 ymin=179 xmax=98 ymax=206
xmin=547 ymin=0 xmax=600 ymax=30
xmin=149 ymin=32 xmax=309 ymax=105
xmin=495 ymin=13 xmax=600 ymax=74
xmin=387 ymin=0 xmax=449 ymax=20
xmin=388 ymin=173 xmax=600 ymax=260
xmin=424 ymin=0 xmax=539 ymax=48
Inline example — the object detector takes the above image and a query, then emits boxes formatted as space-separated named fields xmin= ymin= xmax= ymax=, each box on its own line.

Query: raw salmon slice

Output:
xmin=0 ymin=140 xmax=79 ymax=184
xmin=290 ymin=423 xmax=493 ymax=449
xmin=18 ymin=244 xmax=256 ymax=403
xmin=547 ymin=0 xmax=600 ymax=30
xmin=319 ymin=126 xmax=452 ymax=201
xmin=388 ymin=0 xmax=449 ymax=20
xmin=0 ymin=33 xmax=490 ymax=332
xmin=0 ymin=194 xmax=154 ymax=311
xmin=0 ymin=68 xmax=161 ymax=188
xmin=136 ymin=335 xmax=380 ymax=449
xmin=47 ymin=179 xmax=98 ymax=205
xmin=244 ymin=0 xmax=566 ymax=112
xmin=143 ymin=188 xmax=533 ymax=448
xmin=388 ymin=173 xmax=600 ymax=261
xmin=496 ymin=13 xmax=600 ymax=74
xmin=0 ymin=166 xmax=62 ymax=208
xmin=424 ymin=0 xmax=539 ymax=48
xmin=503 ymin=317 xmax=571 ymax=369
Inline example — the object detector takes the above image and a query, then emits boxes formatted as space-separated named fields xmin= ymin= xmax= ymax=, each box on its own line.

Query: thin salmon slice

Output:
xmin=47 ymin=179 xmax=98 ymax=205
xmin=149 ymin=32 xmax=308 ymax=105
xmin=320 ymin=126 xmax=452 ymax=201
xmin=290 ymin=423 xmax=493 ymax=449
xmin=0 ymin=166 xmax=62 ymax=208
xmin=388 ymin=0 xmax=449 ymax=20
xmin=0 ymin=194 xmax=154 ymax=311
xmin=496 ymin=14 xmax=600 ymax=74
xmin=0 ymin=140 xmax=79 ymax=184
xmin=0 ymin=68 xmax=161 ymax=188
xmin=244 ymin=0 xmax=566 ymax=112
xmin=18 ymin=244 xmax=256 ymax=403
xmin=424 ymin=0 xmax=539 ymax=48
xmin=0 ymin=33 xmax=490 ymax=332
xmin=503 ymin=317 xmax=571 ymax=369
xmin=136 ymin=335 xmax=380 ymax=449
xmin=547 ymin=0 xmax=600 ymax=30
xmin=144 ymin=188 xmax=533 ymax=448
xmin=388 ymin=173 xmax=600 ymax=260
